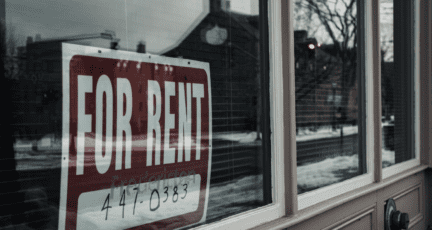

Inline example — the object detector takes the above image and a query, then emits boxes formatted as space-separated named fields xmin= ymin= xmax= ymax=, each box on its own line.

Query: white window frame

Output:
xmin=297 ymin=0 xmax=375 ymax=210
xmin=192 ymin=0 xmax=423 ymax=228
xmin=297 ymin=0 xmax=422 ymax=210
xmin=191 ymin=1 xmax=286 ymax=229
xmin=382 ymin=0 xmax=421 ymax=179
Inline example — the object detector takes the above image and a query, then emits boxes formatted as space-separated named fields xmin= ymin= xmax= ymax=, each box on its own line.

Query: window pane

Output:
xmin=294 ymin=0 xmax=366 ymax=194
xmin=0 ymin=0 xmax=272 ymax=229
xmin=380 ymin=0 xmax=415 ymax=168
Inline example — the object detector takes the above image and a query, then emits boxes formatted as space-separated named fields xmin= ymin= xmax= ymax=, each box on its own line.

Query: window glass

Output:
xmin=0 ymin=0 xmax=272 ymax=229
xmin=380 ymin=0 xmax=415 ymax=168
xmin=293 ymin=0 xmax=366 ymax=194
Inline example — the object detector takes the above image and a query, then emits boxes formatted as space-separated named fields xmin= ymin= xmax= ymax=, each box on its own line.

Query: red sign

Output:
xmin=59 ymin=44 xmax=212 ymax=230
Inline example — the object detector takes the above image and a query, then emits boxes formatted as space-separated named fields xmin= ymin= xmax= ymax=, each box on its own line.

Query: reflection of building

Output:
xmin=381 ymin=62 xmax=395 ymax=119
xmin=14 ymin=3 xmax=263 ymax=183
xmin=163 ymin=0 xmax=262 ymax=184
xmin=12 ymin=32 xmax=118 ymax=144
xmin=294 ymin=30 xmax=358 ymax=129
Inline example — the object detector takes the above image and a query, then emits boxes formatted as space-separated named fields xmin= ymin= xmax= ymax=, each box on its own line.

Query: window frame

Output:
xmin=1 ymin=0 xmax=429 ymax=229
xmin=296 ymin=0 xmax=376 ymax=210
xmin=198 ymin=0 xmax=429 ymax=228
xmin=420 ymin=0 xmax=432 ymax=168
xmin=191 ymin=0 xmax=287 ymax=229
xmin=295 ymin=0 xmax=425 ymax=210
xmin=258 ymin=0 xmax=427 ymax=228
xmin=381 ymin=0 xmax=421 ymax=179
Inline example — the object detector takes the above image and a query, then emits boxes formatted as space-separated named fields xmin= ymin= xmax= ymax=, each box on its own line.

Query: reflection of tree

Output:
xmin=3 ymin=23 xmax=25 ymax=80
xmin=295 ymin=0 xmax=357 ymax=129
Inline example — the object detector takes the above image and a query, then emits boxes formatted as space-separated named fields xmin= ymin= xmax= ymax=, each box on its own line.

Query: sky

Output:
xmin=5 ymin=0 xmax=257 ymax=54
xmin=293 ymin=0 xmax=358 ymax=47
xmin=228 ymin=0 xmax=258 ymax=15
xmin=294 ymin=0 xmax=394 ymax=59
xmin=380 ymin=1 xmax=394 ymax=62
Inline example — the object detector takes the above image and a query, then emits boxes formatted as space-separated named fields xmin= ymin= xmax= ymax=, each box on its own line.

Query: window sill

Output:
xmin=298 ymin=173 xmax=373 ymax=210
xmin=189 ymin=203 xmax=283 ymax=230
xmin=383 ymin=158 xmax=421 ymax=179
xmin=250 ymin=164 xmax=428 ymax=230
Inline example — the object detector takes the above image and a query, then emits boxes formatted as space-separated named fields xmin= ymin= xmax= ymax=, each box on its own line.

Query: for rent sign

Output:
xmin=59 ymin=44 xmax=212 ymax=230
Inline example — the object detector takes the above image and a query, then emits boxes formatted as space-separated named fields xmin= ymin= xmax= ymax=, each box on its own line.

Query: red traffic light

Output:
xmin=308 ymin=43 xmax=315 ymax=50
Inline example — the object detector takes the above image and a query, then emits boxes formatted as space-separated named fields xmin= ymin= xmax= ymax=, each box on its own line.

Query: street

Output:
xmin=297 ymin=133 xmax=359 ymax=166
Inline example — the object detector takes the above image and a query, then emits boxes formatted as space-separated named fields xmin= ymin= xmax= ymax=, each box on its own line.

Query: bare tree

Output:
xmin=294 ymin=0 xmax=357 ymax=134
xmin=3 ymin=22 xmax=25 ymax=80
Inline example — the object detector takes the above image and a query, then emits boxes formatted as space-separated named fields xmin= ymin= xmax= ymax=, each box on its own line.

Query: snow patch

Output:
xmin=213 ymin=132 xmax=261 ymax=143
xmin=297 ymin=154 xmax=359 ymax=190
xmin=296 ymin=125 xmax=358 ymax=142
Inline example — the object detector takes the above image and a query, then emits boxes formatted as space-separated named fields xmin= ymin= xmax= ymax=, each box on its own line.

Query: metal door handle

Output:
xmin=385 ymin=198 xmax=410 ymax=230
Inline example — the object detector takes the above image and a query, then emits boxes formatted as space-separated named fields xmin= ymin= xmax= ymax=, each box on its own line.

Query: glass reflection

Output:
xmin=294 ymin=0 xmax=363 ymax=194
xmin=2 ymin=0 xmax=271 ymax=229
xmin=380 ymin=0 xmax=416 ymax=168
xmin=380 ymin=0 xmax=395 ymax=168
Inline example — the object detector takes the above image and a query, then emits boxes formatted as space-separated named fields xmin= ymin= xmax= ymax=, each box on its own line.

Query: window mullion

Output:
xmin=281 ymin=0 xmax=298 ymax=216
xmin=371 ymin=0 xmax=383 ymax=182
xmin=419 ymin=0 xmax=432 ymax=167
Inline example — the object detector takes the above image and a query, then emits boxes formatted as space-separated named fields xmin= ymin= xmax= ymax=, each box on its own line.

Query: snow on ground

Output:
xmin=296 ymin=125 xmax=358 ymax=142
xmin=199 ymin=174 xmax=264 ymax=226
xmin=12 ymin=123 xmax=397 ymax=196
xmin=213 ymin=132 xmax=261 ymax=143
xmin=13 ymin=122 xmax=391 ymax=152
xmin=298 ymin=148 xmax=395 ymax=193
xmin=382 ymin=148 xmax=396 ymax=168
xmin=296 ymin=121 xmax=394 ymax=142
xmin=297 ymin=155 xmax=359 ymax=190
xmin=213 ymin=124 xmax=360 ymax=143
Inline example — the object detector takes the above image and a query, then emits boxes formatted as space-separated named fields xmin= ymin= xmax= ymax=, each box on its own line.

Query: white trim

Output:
xmin=382 ymin=0 xmax=421 ymax=180
xmin=189 ymin=204 xmax=282 ymax=230
xmin=414 ymin=0 xmax=420 ymax=161
xmin=383 ymin=158 xmax=420 ymax=179
xmin=189 ymin=0 xmax=285 ymax=229
xmin=298 ymin=174 xmax=373 ymax=210
xmin=58 ymin=43 xmax=72 ymax=230
xmin=297 ymin=0 xmax=375 ymax=211
xmin=269 ymin=0 xmax=286 ymax=217
xmin=364 ymin=0 xmax=374 ymax=178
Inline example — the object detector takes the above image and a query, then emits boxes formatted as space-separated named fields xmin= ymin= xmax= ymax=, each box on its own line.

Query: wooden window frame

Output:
xmin=297 ymin=0 xmax=376 ymax=210
xmin=2 ymin=0 xmax=429 ymax=229
xmin=192 ymin=0 xmax=287 ymax=229
xmin=197 ymin=0 xmax=431 ymax=229
xmin=381 ymin=0 xmax=422 ymax=179
xmin=420 ymin=0 xmax=432 ymax=168
xmin=251 ymin=0 xmax=429 ymax=229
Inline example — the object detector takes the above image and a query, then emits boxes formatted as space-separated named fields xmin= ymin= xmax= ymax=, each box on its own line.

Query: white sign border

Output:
xmin=59 ymin=43 xmax=212 ymax=230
